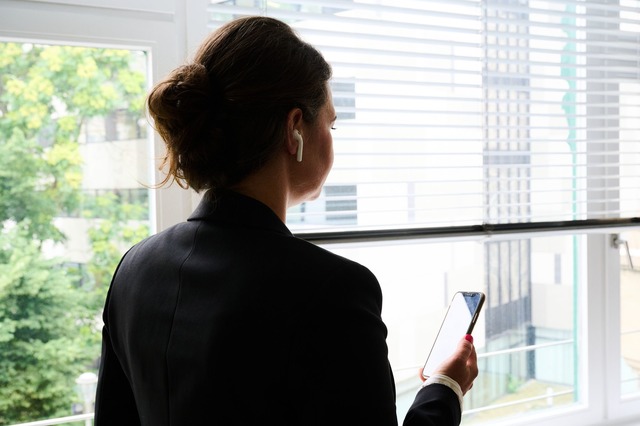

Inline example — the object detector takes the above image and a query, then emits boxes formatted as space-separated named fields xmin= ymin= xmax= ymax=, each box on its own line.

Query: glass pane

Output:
xmin=0 ymin=42 xmax=151 ymax=423
xmin=321 ymin=234 xmax=582 ymax=424
xmin=621 ymin=230 xmax=640 ymax=396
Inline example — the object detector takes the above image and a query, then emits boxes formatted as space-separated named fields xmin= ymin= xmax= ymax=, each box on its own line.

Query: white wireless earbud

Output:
xmin=294 ymin=130 xmax=303 ymax=162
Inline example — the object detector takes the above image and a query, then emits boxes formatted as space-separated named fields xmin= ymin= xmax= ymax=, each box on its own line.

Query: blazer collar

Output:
xmin=188 ymin=189 xmax=293 ymax=237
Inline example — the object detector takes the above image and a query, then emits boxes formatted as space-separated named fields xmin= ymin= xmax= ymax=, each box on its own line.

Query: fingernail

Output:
xmin=465 ymin=334 xmax=474 ymax=343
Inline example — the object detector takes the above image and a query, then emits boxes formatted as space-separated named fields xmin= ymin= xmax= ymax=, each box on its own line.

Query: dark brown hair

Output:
xmin=147 ymin=16 xmax=332 ymax=192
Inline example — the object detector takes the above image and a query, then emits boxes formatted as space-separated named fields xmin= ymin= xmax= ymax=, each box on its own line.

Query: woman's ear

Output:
xmin=285 ymin=107 xmax=304 ymax=157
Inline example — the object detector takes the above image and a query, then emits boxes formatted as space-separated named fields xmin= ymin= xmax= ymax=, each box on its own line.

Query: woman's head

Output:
xmin=147 ymin=16 xmax=332 ymax=192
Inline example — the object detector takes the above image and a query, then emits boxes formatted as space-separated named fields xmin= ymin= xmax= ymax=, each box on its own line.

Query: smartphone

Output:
xmin=421 ymin=291 xmax=485 ymax=379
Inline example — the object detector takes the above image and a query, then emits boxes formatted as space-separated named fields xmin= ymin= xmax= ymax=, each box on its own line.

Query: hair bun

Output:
xmin=168 ymin=63 xmax=218 ymax=112
xmin=174 ymin=63 xmax=208 ymax=88
xmin=147 ymin=61 xmax=227 ymax=190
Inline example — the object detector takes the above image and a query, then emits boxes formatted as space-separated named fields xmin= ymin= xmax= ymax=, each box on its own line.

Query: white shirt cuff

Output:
xmin=421 ymin=373 xmax=464 ymax=411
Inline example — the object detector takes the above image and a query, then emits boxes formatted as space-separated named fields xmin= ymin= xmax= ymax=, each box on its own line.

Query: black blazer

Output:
xmin=95 ymin=190 xmax=461 ymax=425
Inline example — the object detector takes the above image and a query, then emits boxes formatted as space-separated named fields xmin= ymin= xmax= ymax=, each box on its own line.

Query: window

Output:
xmin=0 ymin=1 xmax=182 ymax=424
xmin=0 ymin=40 xmax=151 ymax=424
xmin=1 ymin=0 xmax=639 ymax=425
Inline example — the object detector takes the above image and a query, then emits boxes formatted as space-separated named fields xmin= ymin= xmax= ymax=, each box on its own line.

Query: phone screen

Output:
xmin=422 ymin=291 xmax=485 ymax=378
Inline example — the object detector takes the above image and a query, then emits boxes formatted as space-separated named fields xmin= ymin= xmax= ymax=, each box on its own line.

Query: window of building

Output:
xmin=331 ymin=80 xmax=356 ymax=120
xmin=325 ymin=184 xmax=358 ymax=223
xmin=287 ymin=184 xmax=358 ymax=226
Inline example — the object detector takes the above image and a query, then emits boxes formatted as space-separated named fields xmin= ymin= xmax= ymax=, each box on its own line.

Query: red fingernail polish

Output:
xmin=465 ymin=334 xmax=474 ymax=343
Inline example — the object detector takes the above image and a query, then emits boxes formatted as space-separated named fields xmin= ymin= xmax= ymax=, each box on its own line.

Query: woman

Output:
xmin=95 ymin=16 xmax=477 ymax=425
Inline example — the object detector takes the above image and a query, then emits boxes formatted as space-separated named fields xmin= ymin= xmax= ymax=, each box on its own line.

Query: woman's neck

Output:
xmin=229 ymin=157 xmax=292 ymax=223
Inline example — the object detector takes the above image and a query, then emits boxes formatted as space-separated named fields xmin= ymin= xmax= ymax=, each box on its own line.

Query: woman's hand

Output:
xmin=419 ymin=334 xmax=478 ymax=395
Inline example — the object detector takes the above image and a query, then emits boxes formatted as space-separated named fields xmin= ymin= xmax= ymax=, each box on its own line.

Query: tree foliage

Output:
xmin=82 ymin=192 xmax=151 ymax=306
xmin=0 ymin=42 xmax=148 ymax=424
xmin=0 ymin=225 xmax=93 ymax=423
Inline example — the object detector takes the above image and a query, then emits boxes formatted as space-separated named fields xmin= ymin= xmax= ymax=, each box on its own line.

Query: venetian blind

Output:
xmin=207 ymin=0 xmax=640 ymax=233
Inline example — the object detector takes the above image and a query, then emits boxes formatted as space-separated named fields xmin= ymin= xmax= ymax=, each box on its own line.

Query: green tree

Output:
xmin=0 ymin=225 xmax=92 ymax=423
xmin=82 ymin=192 xmax=151 ymax=308
xmin=0 ymin=42 xmax=148 ymax=424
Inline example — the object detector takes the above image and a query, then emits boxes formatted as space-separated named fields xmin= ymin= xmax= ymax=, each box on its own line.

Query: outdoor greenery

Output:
xmin=0 ymin=42 xmax=149 ymax=424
